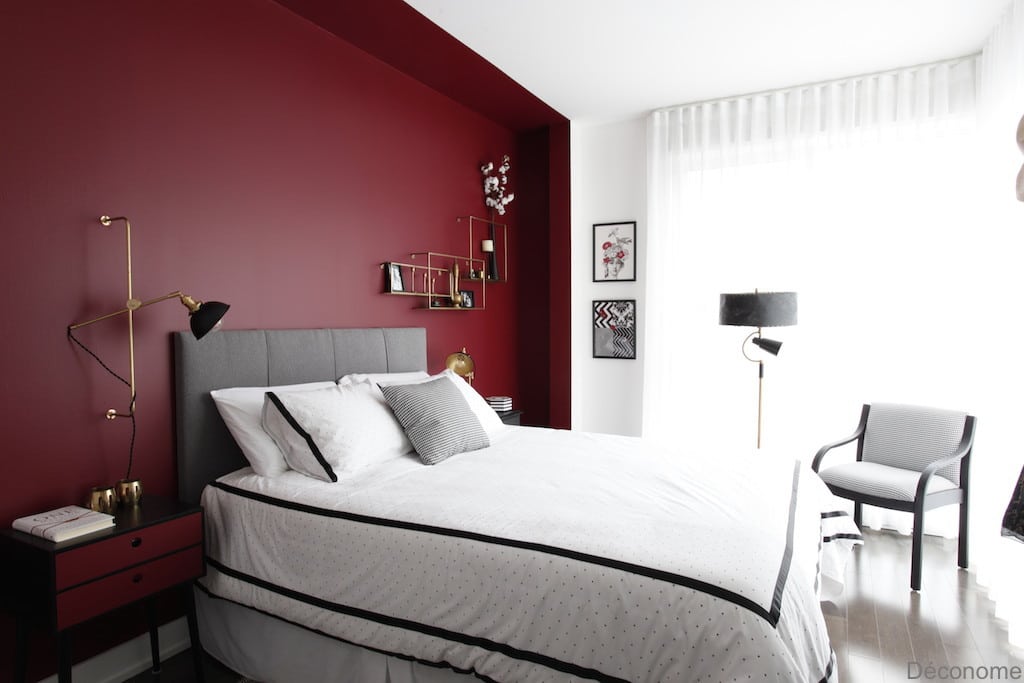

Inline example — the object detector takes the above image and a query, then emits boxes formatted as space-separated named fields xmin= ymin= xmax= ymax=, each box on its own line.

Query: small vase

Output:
xmin=487 ymin=220 xmax=500 ymax=281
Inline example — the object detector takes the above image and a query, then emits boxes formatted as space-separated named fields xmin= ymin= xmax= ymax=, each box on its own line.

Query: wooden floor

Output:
xmin=121 ymin=648 xmax=241 ymax=683
xmin=824 ymin=528 xmax=1024 ymax=682
xmin=127 ymin=528 xmax=1023 ymax=683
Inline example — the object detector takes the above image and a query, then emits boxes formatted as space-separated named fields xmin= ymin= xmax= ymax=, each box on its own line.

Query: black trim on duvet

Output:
xmin=209 ymin=459 xmax=802 ymax=628
xmin=204 ymin=559 xmax=630 ymax=683
xmin=195 ymin=581 xmax=505 ymax=683
xmin=199 ymin=574 xmax=836 ymax=683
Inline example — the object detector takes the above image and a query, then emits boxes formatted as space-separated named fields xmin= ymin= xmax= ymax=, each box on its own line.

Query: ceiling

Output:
xmin=403 ymin=0 xmax=1013 ymax=124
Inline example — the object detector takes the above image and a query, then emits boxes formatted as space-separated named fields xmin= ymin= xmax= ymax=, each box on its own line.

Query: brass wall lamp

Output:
xmin=68 ymin=215 xmax=229 ymax=506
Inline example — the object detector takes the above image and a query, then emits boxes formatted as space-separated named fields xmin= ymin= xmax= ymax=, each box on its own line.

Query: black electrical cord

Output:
xmin=67 ymin=327 xmax=137 ymax=480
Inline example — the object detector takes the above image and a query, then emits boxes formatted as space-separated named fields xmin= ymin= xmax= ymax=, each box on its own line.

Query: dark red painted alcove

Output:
xmin=0 ymin=0 xmax=569 ymax=678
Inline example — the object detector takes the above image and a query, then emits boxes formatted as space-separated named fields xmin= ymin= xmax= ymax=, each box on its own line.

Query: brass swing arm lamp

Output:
xmin=67 ymin=216 xmax=230 ymax=421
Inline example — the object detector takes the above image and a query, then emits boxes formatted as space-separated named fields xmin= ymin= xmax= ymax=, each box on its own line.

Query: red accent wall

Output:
xmin=0 ymin=1 xmax=568 ymax=678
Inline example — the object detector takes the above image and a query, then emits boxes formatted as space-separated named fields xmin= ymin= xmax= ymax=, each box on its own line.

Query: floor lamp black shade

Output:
xmin=719 ymin=291 xmax=798 ymax=328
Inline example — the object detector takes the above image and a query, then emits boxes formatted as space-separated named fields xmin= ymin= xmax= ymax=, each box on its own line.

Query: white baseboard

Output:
xmin=36 ymin=617 xmax=190 ymax=683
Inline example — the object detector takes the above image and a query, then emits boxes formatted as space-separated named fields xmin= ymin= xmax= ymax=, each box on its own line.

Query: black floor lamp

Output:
xmin=719 ymin=291 xmax=798 ymax=449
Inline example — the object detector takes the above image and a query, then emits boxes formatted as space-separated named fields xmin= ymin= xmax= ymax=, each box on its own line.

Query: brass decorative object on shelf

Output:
xmin=450 ymin=263 xmax=463 ymax=307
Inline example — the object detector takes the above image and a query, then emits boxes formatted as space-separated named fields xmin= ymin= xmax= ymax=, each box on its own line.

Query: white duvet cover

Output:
xmin=200 ymin=426 xmax=860 ymax=683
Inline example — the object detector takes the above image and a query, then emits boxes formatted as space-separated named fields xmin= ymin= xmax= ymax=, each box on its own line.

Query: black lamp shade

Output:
xmin=751 ymin=336 xmax=783 ymax=356
xmin=190 ymin=301 xmax=229 ymax=339
xmin=719 ymin=292 xmax=798 ymax=327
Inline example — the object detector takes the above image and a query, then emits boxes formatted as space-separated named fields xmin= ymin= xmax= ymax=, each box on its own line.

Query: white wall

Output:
xmin=570 ymin=118 xmax=647 ymax=435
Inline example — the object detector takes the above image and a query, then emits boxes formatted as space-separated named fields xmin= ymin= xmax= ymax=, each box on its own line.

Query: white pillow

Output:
xmin=262 ymin=383 xmax=414 ymax=480
xmin=210 ymin=381 xmax=335 ymax=477
xmin=440 ymin=370 xmax=507 ymax=437
xmin=338 ymin=371 xmax=429 ymax=387
xmin=262 ymin=389 xmax=340 ymax=482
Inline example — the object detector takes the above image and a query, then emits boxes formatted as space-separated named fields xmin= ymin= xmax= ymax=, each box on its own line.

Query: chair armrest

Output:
xmin=914 ymin=418 xmax=976 ymax=500
xmin=812 ymin=429 xmax=862 ymax=472
xmin=812 ymin=404 xmax=871 ymax=473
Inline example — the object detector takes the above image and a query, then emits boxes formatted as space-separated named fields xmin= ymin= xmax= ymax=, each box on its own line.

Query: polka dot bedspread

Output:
xmin=200 ymin=426 xmax=861 ymax=683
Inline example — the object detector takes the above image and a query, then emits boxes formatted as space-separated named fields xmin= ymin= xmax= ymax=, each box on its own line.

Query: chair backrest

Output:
xmin=862 ymin=403 xmax=970 ymax=485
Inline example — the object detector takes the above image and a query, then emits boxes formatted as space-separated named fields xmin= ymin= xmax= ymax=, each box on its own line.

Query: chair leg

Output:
xmin=854 ymin=501 xmax=862 ymax=528
xmin=958 ymin=500 xmax=969 ymax=569
xmin=911 ymin=510 xmax=924 ymax=591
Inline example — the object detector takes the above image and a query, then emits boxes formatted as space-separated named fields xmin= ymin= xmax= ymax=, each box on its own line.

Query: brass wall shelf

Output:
xmin=381 ymin=251 xmax=486 ymax=310
xmin=379 ymin=216 xmax=508 ymax=311
xmin=459 ymin=215 xmax=507 ymax=283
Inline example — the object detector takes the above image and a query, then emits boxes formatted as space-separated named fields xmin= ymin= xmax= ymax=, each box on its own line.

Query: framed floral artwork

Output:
xmin=593 ymin=221 xmax=636 ymax=282
xmin=593 ymin=299 xmax=637 ymax=359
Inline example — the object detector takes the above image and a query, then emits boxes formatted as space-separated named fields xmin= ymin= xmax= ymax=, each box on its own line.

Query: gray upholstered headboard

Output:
xmin=174 ymin=327 xmax=427 ymax=504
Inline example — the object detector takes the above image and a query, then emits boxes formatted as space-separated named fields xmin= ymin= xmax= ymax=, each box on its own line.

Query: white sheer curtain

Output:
xmin=645 ymin=8 xmax=1024 ymax=646
xmin=973 ymin=0 xmax=1024 ymax=649
xmin=644 ymin=57 xmax=979 ymax=451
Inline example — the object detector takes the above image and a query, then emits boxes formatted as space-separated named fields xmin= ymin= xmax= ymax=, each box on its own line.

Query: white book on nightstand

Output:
xmin=12 ymin=504 xmax=115 ymax=543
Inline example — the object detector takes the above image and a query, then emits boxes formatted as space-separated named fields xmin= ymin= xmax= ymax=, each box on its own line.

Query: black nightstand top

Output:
xmin=3 ymin=495 xmax=201 ymax=553
xmin=496 ymin=409 xmax=523 ymax=426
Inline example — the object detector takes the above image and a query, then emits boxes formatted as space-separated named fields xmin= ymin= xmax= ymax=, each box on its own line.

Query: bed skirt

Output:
xmin=197 ymin=587 xmax=479 ymax=683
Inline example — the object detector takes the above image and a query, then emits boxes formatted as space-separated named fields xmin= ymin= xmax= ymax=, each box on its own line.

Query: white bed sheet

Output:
xmin=199 ymin=426 xmax=859 ymax=683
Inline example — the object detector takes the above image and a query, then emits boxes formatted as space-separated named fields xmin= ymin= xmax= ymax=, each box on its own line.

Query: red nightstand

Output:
xmin=0 ymin=495 xmax=205 ymax=682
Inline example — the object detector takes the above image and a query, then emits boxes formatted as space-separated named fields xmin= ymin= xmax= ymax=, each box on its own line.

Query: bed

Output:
xmin=175 ymin=327 xmax=860 ymax=683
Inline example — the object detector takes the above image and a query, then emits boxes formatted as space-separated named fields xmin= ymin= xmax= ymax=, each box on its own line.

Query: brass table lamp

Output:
xmin=445 ymin=348 xmax=475 ymax=384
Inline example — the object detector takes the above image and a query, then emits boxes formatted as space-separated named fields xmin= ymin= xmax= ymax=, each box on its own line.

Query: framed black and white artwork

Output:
xmin=386 ymin=262 xmax=404 ymax=293
xmin=593 ymin=299 xmax=637 ymax=359
xmin=593 ymin=221 xmax=636 ymax=282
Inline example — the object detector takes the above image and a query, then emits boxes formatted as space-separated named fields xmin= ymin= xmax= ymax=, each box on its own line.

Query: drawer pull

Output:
xmin=132 ymin=573 xmax=144 ymax=584
xmin=130 ymin=537 xmax=143 ymax=548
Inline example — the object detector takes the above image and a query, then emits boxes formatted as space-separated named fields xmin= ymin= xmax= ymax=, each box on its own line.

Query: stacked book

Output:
xmin=12 ymin=505 xmax=115 ymax=543
xmin=486 ymin=396 xmax=512 ymax=412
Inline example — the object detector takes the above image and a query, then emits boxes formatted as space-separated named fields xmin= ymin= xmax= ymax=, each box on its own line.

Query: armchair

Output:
xmin=811 ymin=403 xmax=976 ymax=591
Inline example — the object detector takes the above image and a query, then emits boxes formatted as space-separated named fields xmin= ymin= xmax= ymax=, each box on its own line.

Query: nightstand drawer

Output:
xmin=55 ymin=544 xmax=203 ymax=630
xmin=55 ymin=512 xmax=201 ymax=590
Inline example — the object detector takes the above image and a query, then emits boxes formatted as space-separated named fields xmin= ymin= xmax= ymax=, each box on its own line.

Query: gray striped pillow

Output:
xmin=380 ymin=377 xmax=489 ymax=465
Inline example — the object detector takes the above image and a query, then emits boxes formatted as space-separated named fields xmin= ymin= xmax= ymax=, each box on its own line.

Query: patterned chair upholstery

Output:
xmin=812 ymin=403 xmax=976 ymax=590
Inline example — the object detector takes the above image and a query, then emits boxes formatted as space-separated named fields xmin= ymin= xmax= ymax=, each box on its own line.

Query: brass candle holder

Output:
xmin=116 ymin=478 xmax=143 ymax=506
xmin=87 ymin=486 xmax=117 ymax=513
